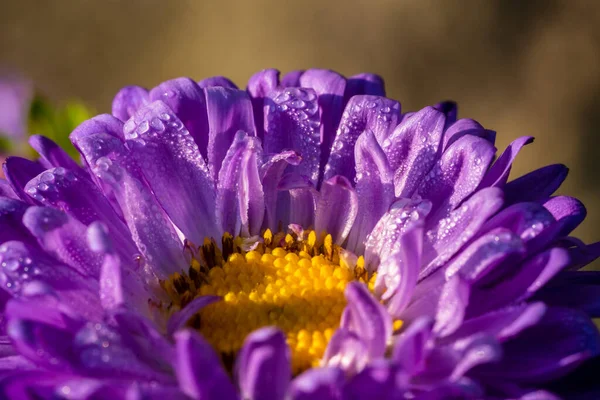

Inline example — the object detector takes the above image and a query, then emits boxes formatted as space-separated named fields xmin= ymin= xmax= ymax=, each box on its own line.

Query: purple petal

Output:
xmin=383 ymin=106 xmax=446 ymax=198
xmin=345 ymin=73 xmax=385 ymax=100
xmin=432 ymin=275 xmax=470 ymax=337
xmin=299 ymin=69 xmax=347 ymax=180
xmin=236 ymin=327 xmax=291 ymax=400
xmin=442 ymin=118 xmax=493 ymax=151
xmin=264 ymin=87 xmax=321 ymax=184
xmin=344 ymin=282 xmax=392 ymax=359
xmin=289 ymin=367 xmax=344 ymax=400
xmin=391 ymin=317 xmax=434 ymax=375
xmin=420 ymin=187 xmax=504 ymax=280
xmin=314 ymin=175 xmax=358 ymax=244
xmin=74 ymin=131 xmax=186 ymax=279
xmin=126 ymin=100 xmax=219 ymax=243
xmin=444 ymin=302 xmax=547 ymax=344
xmin=433 ymin=100 xmax=458 ymax=127
xmin=98 ymin=253 xmax=123 ymax=311
xmin=322 ymin=328 xmax=368 ymax=375
xmin=534 ymin=271 xmax=600 ymax=317
xmin=174 ymin=329 xmax=238 ymax=400
xmin=22 ymin=206 xmax=102 ymax=277
xmin=543 ymin=196 xmax=586 ymax=236
xmin=206 ymin=87 xmax=257 ymax=179
xmin=198 ymin=76 xmax=238 ymax=89
xmin=467 ymin=247 xmax=569 ymax=317
xmin=443 ymin=228 xmax=525 ymax=284
xmin=449 ymin=335 xmax=502 ymax=381
xmin=167 ymin=296 xmax=220 ymax=336
xmin=479 ymin=136 xmax=534 ymax=189
xmin=149 ymin=77 xmax=210 ymax=160
xmin=3 ymin=157 xmax=45 ymax=203
xmin=0 ymin=178 xmax=18 ymax=199
xmin=28 ymin=135 xmax=80 ymax=171
xmin=0 ymin=197 xmax=34 ymax=244
xmin=111 ymin=85 xmax=149 ymax=122
xmin=282 ymin=70 xmax=304 ymax=87
xmin=248 ymin=69 xmax=280 ymax=141
xmin=365 ymin=197 xmax=431 ymax=273
xmin=0 ymin=242 xmax=101 ymax=318
xmin=324 ymin=95 xmax=400 ymax=182
xmin=378 ymin=224 xmax=423 ymax=318
xmin=479 ymin=307 xmax=600 ymax=383
xmin=417 ymin=135 xmax=496 ymax=219
xmin=24 ymin=167 xmax=137 ymax=262
xmin=216 ymin=131 xmax=264 ymax=236
xmin=343 ymin=361 xmax=409 ymax=399
xmin=504 ymin=164 xmax=568 ymax=205
xmin=346 ymin=131 xmax=394 ymax=254
xmin=260 ymin=151 xmax=301 ymax=230
xmin=278 ymin=174 xmax=318 ymax=229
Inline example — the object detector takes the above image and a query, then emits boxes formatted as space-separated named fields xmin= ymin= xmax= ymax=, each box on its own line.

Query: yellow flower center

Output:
xmin=161 ymin=229 xmax=375 ymax=374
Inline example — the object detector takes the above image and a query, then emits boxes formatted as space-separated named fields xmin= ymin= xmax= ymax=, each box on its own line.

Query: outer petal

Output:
xmin=432 ymin=275 xmax=470 ymax=337
xmin=24 ymin=167 xmax=137 ymax=261
xmin=420 ymin=187 xmax=504 ymax=279
xmin=205 ymin=87 xmax=257 ymax=179
xmin=0 ymin=197 xmax=34 ymax=244
xmin=236 ymin=327 xmax=291 ymax=400
xmin=277 ymin=174 xmax=317 ymax=230
xmin=299 ymin=69 xmax=347 ymax=179
xmin=504 ymin=164 xmax=568 ymax=205
xmin=125 ymin=100 xmax=219 ymax=243
xmin=174 ymin=329 xmax=238 ymax=400
xmin=533 ymin=271 xmax=600 ymax=317
xmin=2 ymin=157 xmax=45 ymax=203
xmin=264 ymin=87 xmax=321 ymax=184
xmin=383 ymin=106 xmax=445 ymax=198
xmin=391 ymin=317 xmax=434 ymax=375
xmin=321 ymin=328 xmax=368 ymax=375
xmin=478 ymin=136 xmax=534 ymax=189
xmin=433 ymin=100 xmax=458 ymax=128
xmin=416 ymin=135 xmax=496 ymax=219
xmin=74 ymin=131 xmax=186 ymax=279
xmin=247 ymin=68 xmax=280 ymax=141
xmin=166 ymin=296 xmax=220 ymax=336
xmin=281 ymin=70 xmax=304 ymax=87
xmin=216 ymin=132 xmax=264 ymax=236
xmin=111 ymin=85 xmax=149 ymax=122
xmin=28 ymin=135 xmax=80 ymax=170
xmin=543 ymin=196 xmax=586 ymax=236
xmin=149 ymin=77 xmax=210 ymax=159
xmin=0 ymin=179 xmax=18 ymax=199
xmin=324 ymin=95 xmax=400 ymax=182
xmin=314 ymin=175 xmax=358 ymax=245
xmin=442 ymin=118 xmax=493 ymax=151
xmin=22 ymin=206 xmax=102 ymax=277
xmin=346 ymin=131 xmax=394 ymax=254
xmin=289 ymin=367 xmax=344 ymax=400
xmin=343 ymin=361 xmax=409 ymax=400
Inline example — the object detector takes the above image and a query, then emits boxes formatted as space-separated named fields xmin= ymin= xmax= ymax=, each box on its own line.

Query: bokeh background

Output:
xmin=1 ymin=0 xmax=600 ymax=258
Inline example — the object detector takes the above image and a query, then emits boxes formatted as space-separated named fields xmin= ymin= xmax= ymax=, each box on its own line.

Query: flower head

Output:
xmin=0 ymin=69 xmax=599 ymax=399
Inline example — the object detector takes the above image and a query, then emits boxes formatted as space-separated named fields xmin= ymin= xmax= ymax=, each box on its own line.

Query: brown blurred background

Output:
xmin=1 ymin=0 xmax=600 ymax=254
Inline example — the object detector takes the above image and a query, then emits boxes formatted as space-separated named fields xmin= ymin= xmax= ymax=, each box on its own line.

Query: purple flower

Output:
xmin=0 ymin=69 xmax=599 ymax=399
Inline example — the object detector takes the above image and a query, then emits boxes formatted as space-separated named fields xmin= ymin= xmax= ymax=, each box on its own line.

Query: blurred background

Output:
xmin=1 ymin=0 xmax=599 ymax=253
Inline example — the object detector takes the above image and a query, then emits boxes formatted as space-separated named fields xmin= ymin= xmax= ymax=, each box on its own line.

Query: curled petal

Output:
xmin=3 ymin=157 xmax=45 ymax=203
xmin=205 ymin=87 xmax=257 ymax=179
xmin=433 ymin=275 xmax=471 ymax=337
xmin=277 ymin=174 xmax=318 ymax=229
xmin=324 ymin=95 xmax=400 ymax=182
xmin=0 ymin=178 xmax=18 ymax=199
xmin=314 ymin=175 xmax=358 ymax=245
xmin=343 ymin=361 xmax=409 ymax=399
xmin=322 ymin=328 xmax=368 ymax=375
xmin=260 ymin=151 xmax=301 ymax=230
xmin=236 ymin=327 xmax=291 ymax=400
xmin=289 ymin=367 xmax=344 ymax=400
xmin=216 ymin=132 xmax=265 ymax=236
xmin=391 ymin=317 xmax=434 ymax=375
xmin=0 ymin=197 xmax=34 ymax=244
xmin=167 ymin=296 xmax=220 ymax=336
xmin=346 ymin=131 xmax=394 ymax=254
xmin=111 ymin=85 xmax=149 ymax=122
xmin=198 ymin=76 xmax=238 ymax=89
xmin=442 ymin=118 xmax=494 ymax=151
xmin=281 ymin=70 xmax=304 ymax=87
xmin=543 ymin=196 xmax=587 ymax=236
xmin=345 ymin=73 xmax=386 ymax=100
xmin=344 ymin=282 xmax=392 ymax=359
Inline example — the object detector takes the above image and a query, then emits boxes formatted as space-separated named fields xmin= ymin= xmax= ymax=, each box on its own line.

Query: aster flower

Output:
xmin=0 ymin=68 xmax=599 ymax=400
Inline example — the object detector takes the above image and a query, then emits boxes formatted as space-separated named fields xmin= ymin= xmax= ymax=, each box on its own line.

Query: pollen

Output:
xmin=162 ymin=229 xmax=375 ymax=374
